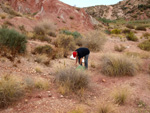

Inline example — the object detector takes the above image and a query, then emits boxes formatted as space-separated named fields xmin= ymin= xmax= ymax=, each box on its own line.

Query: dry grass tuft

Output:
xmin=101 ymin=53 xmax=140 ymax=77
xmin=34 ymin=19 xmax=56 ymax=35
xmin=113 ymin=88 xmax=129 ymax=105
xmin=34 ymin=78 xmax=49 ymax=90
xmin=138 ymin=39 xmax=150 ymax=51
xmin=0 ymin=74 xmax=25 ymax=108
xmin=114 ymin=44 xmax=126 ymax=52
xmin=55 ymin=34 xmax=76 ymax=51
xmin=55 ymin=67 xmax=89 ymax=95
xmin=82 ymin=31 xmax=107 ymax=52
xmin=98 ymin=102 xmax=116 ymax=113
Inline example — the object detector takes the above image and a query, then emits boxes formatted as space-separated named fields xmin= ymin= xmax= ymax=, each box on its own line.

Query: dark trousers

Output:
xmin=78 ymin=54 xmax=89 ymax=69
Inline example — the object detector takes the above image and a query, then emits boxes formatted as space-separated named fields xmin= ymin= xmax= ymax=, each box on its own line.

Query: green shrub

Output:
xmin=82 ymin=31 xmax=107 ymax=52
xmin=55 ymin=34 xmax=76 ymax=51
xmin=55 ymin=68 xmax=89 ymax=94
xmin=97 ymin=18 xmax=115 ymax=23
xmin=0 ymin=28 xmax=27 ymax=55
xmin=111 ymin=29 xmax=121 ymax=34
xmin=126 ymin=32 xmax=138 ymax=41
xmin=135 ymin=26 xmax=146 ymax=31
xmin=126 ymin=24 xmax=134 ymax=29
xmin=104 ymin=29 xmax=111 ymax=35
xmin=114 ymin=45 xmax=126 ymax=52
xmin=138 ymin=40 xmax=150 ymax=51
xmin=0 ymin=75 xmax=25 ymax=108
xmin=60 ymin=30 xmax=82 ymax=39
xmin=33 ymin=45 xmax=53 ymax=56
xmin=101 ymin=54 xmax=139 ymax=77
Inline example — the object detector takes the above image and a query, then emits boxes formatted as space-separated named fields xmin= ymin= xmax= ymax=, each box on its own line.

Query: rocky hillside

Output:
xmin=85 ymin=0 xmax=150 ymax=20
xmin=0 ymin=0 xmax=94 ymax=32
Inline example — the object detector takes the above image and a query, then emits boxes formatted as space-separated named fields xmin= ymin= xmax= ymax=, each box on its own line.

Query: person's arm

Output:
xmin=79 ymin=58 xmax=82 ymax=65
xmin=75 ymin=56 xmax=78 ymax=65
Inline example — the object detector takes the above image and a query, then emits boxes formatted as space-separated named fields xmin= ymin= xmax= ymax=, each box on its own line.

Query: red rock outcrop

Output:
xmin=6 ymin=0 xmax=94 ymax=32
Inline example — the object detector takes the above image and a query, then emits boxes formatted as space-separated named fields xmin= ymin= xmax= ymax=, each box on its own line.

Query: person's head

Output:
xmin=73 ymin=51 xmax=77 ymax=58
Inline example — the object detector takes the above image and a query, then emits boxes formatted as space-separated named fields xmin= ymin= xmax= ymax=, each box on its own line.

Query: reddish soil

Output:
xmin=0 ymin=36 xmax=150 ymax=113
xmin=5 ymin=0 xmax=94 ymax=32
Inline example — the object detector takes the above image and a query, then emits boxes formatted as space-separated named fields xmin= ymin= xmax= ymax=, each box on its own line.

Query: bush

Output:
xmin=143 ymin=33 xmax=150 ymax=39
xmin=104 ymin=29 xmax=111 ymax=35
xmin=126 ymin=32 xmax=138 ymax=41
xmin=55 ymin=68 xmax=89 ymax=94
xmin=122 ymin=29 xmax=131 ymax=34
xmin=135 ymin=26 xmax=146 ymax=31
xmin=52 ymin=48 xmax=68 ymax=59
xmin=60 ymin=30 xmax=82 ymax=39
xmin=55 ymin=34 xmax=76 ymax=51
xmin=0 ymin=28 xmax=27 ymax=56
xmin=113 ymin=88 xmax=128 ymax=105
xmin=114 ymin=45 xmax=126 ymax=52
xmin=48 ymin=31 xmax=57 ymax=37
xmin=111 ymin=29 xmax=121 ymax=34
xmin=138 ymin=40 xmax=150 ymax=51
xmin=126 ymin=24 xmax=134 ymax=29
xmin=24 ymin=77 xmax=49 ymax=91
xmin=82 ymin=31 xmax=107 ymax=52
xmin=98 ymin=103 xmax=115 ymax=113
xmin=101 ymin=54 xmax=139 ymax=77
xmin=34 ymin=54 xmax=50 ymax=65
xmin=34 ymin=78 xmax=49 ymax=90
xmin=33 ymin=45 xmax=53 ymax=56
xmin=31 ymin=34 xmax=51 ymax=43
xmin=34 ymin=19 xmax=56 ymax=35
xmin=0 ymin=75 xmax=25 ymax=108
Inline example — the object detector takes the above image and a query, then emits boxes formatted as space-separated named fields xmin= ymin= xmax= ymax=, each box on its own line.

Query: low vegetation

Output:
xmin=126 ymin=24 xmax=135 ymax=29
xmin=60 ymin=30 xmax=82 ymax=39
xmin=138 ymin=39 xmax=150 ymax=51
xmin=135 ymin=26 xmax=146 ymax=31
xmin=126 ymin=32 xmax=138 ymax=41
xmin=0 ymin=75 xmax=25 ymax=108
xmin=114 ymin=44 xmax=126 ymax=52
xmin=82 ymin=31 xmax=107 ymax=52
xmin=142 ymin=32 xmax=150 ymax=39
xmin=111 ymin=29 xmax=121 ymax=34
xmin=34 ymin=19 xmax=56 ymax=35
xmin=98 ymin=103 xmax=115 ymax=113
xmin=0 ymin=28 xmax=27 ymax=57
xmin=33 ymin=45 xmax=53 ymax=56
xmin=55 ymin=68 xmax=89 ymax=95
xmin=113 ymin=88 xmax=128 ymax=105
xmin=101 ymin=54 xmax=140 ymax=77
xmin=55 ymin=34 xmax=76 ymax=51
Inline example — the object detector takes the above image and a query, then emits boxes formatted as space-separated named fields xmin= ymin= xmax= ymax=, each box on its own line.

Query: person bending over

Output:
xmin=73 ymin=47 xmax=90 ymax=69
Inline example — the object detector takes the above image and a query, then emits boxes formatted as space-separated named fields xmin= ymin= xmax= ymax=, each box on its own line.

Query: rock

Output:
xmin=60 ymin=95 xmax=64 ymax=98
xmin=24 ymin=99 xmax=28 ymax=103
xmin=36 ymin=95 xmax=42 ymax=98
xmin=102 ymin=79 xmax=106 ymax=82
xmin=48 ymin=94 xmax=52 ymax=97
